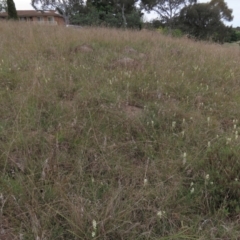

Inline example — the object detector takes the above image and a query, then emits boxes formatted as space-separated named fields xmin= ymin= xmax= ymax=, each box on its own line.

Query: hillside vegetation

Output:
xmin=1 ymin=22 xmax=240 ymax=239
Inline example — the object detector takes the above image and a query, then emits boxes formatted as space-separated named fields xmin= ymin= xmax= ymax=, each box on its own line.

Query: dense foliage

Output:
xmin=177 ymin=1 xmax=233 ymax=42
xmin=70 ymin=4 xmax=142 ymax=29
xmin=145 ymin=0 xmax=236 ymax=43
xmin=7 ymin=0 xmax=18 ymax=20
xmin=0 ymin=0 xmax=7 ymax=12
xmin=70 ymin=0 xmax=142 ymax=28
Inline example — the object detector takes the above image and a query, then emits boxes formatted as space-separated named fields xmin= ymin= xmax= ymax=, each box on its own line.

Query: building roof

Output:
xmin=0 ymin=10 xmax=64 ymax=18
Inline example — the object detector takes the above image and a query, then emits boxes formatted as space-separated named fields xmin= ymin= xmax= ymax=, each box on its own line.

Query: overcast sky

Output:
xmin=14 ymin=0 xmax=240 ymax=27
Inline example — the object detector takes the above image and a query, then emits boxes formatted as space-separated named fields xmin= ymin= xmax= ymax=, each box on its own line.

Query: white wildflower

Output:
xmin=92 ymin=232 xmax=96 ymax=238
xmin=226 ymin=138 xmax=232 ymax=145
xmin=157 ymin=210 xmax=166 ymax=218
xmin=92 ymin=220 xmax=97 ymax=230
xmin=207 ymin=117 xmax=210 ymax=126
xmin=183 ymin=152 xmax=187 ymax=165
xmin=144 ymin=178 xmax=148 ymax=186
xmin=235 ymin=131 xmax=238 ymax=140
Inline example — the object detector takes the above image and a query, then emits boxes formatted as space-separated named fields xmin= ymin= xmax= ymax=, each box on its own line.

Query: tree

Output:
xmin=71 ymin=5 xmax=143 ymax=29
xmin=178 ymin=0 xmax=233 ymax=42
xmin=71 ymin=0 xmax=142 ymax=28
xmin=86 ymin=0 xmax=138 ymax=28
xmin=141 ymin=0 xmax=197 ymax=28
xmin=31 ymin=0 xmax=85 ymax=24
xmin=209 ymin=0 xmax=233 ymax=21
xmin=7 ymin=0 xmax=18 ymax=20
xmin=0 ymin=0 xmax=7 ymax=12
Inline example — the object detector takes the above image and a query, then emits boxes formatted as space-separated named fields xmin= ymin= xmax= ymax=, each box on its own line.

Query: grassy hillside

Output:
xmin=1 ymin=21 xmax=240 ymax=239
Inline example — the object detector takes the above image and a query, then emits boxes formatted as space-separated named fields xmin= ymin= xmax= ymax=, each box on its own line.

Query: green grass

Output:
xmin=0 ymin=21 xmax=240 ymax=239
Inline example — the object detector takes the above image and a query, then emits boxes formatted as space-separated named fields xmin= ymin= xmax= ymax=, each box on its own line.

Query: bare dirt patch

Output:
xmin=72 ymin=44 xmax=94 ymax=53
xmin=124 ymin=46 xmax=138 ymax=54
xmin=108 ymin=57 xmax=140 ymax=70
xmin=124 ymin=46 xmax=146 ymax=59
xmin=122 ymin=104 xmax=144 ymax=119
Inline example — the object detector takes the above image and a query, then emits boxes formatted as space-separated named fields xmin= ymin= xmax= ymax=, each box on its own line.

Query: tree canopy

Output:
xmin=141 ymin=0 xmax=197 ymax=27
xmin=31 ymin=0 xmax=142 ymax=28
xmin=71 ymin=0 xmax=142 ymax=29
xmin=178 ymin=0 xmax=233 ymax=42
xmin=7 ymin=0 xmax=18 ymax=20
xmin=0 ymin=0 xmax=7 ymax=12
xmin=31 ymin=0 xmax=85 ymax=24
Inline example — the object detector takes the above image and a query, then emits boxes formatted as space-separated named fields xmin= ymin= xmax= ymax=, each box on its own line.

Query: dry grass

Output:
xmin=0 ymin=21 xmax=240 ymax=239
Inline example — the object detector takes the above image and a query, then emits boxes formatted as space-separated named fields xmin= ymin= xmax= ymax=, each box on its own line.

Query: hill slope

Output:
xmin=1 ymin=22 xmax=240 ymax=239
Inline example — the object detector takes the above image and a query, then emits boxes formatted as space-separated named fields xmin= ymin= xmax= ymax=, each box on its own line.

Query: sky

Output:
xmin=13 ymin=0 xmax=240 ymax=27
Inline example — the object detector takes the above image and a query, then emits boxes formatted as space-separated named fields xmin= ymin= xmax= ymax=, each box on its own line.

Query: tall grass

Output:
xmin=0 ymin=21 xmax=240 ymax=239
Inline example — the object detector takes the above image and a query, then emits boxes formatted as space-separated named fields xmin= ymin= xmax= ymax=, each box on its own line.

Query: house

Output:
xmin=0 ymin=10 xmax=65 ymax=26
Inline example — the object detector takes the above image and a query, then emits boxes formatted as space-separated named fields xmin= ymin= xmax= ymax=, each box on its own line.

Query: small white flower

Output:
xmin=226 ymin=138 xmax=232 ymax=145
xmin=92 ymin=232 xmax=96 ymax=238
xmin=92 ymin=219 xmax=97 ymax=238
xmin=234 ymin=124 xmax=237 ymax=130
xmin=183 ymin=152 xmax=187 ymax=165
xmin=182 ymin=118 xmax=185 ymax=124
xmin=235 ymin=178 xmax=238 ymax=182
xmin=190 ymin=182 xmax=194 ymax=187
xmin=235 ymin=131 xmax=238 ymax=140
xmin=144 ymin=178 xmax=148 ymax=186
xmin=208 ymin=141 xmax=211 ymax=148
xmin=207 ymin=117 xmax=210 ymax=126
xmin=190 ymin=188 xmax=194 ymax=194
xmin=172 ymin=121 xmax=176 ymax=129
xmin=92 ymin=219 xmax=97 ymax=230
xmin=205 ymin=174 xmax=210 ymax=180
xmin=157 ymin=210 xmax=166 ymax=218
